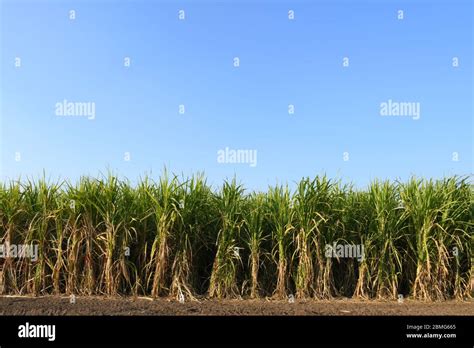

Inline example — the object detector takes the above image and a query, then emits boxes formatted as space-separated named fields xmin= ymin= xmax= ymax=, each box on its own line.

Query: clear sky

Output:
xmin=1 ymin=0 xmax=472 ymax=190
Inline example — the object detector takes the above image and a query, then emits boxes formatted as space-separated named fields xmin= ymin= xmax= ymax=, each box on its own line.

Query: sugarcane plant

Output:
xmin=209 ymin=179 xmax=245 ymax=298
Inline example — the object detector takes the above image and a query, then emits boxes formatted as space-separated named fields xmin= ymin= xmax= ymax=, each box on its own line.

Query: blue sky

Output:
xmin=1 ymin=0 xmax=472 ymax=190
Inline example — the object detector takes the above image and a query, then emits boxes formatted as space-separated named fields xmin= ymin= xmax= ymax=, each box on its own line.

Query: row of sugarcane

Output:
xmin=0 ymin=173 xmax=472 ymax=300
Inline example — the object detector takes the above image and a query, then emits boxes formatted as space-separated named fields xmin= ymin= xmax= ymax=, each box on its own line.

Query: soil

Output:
xmin=0 ymin=296 xmax=473 ymax=316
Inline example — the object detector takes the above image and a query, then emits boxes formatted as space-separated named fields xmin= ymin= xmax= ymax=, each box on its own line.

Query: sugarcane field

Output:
xmin=0 ymin=174 xmax=472 ymax=315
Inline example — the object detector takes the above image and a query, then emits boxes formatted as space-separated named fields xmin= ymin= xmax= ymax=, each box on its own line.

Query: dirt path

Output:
xmin=0 ymin=296 xmax=473 ymax=315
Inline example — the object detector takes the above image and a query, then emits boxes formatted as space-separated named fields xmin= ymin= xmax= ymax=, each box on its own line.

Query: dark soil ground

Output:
xmin=0 ymin=296 xmax=473 ymax=315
